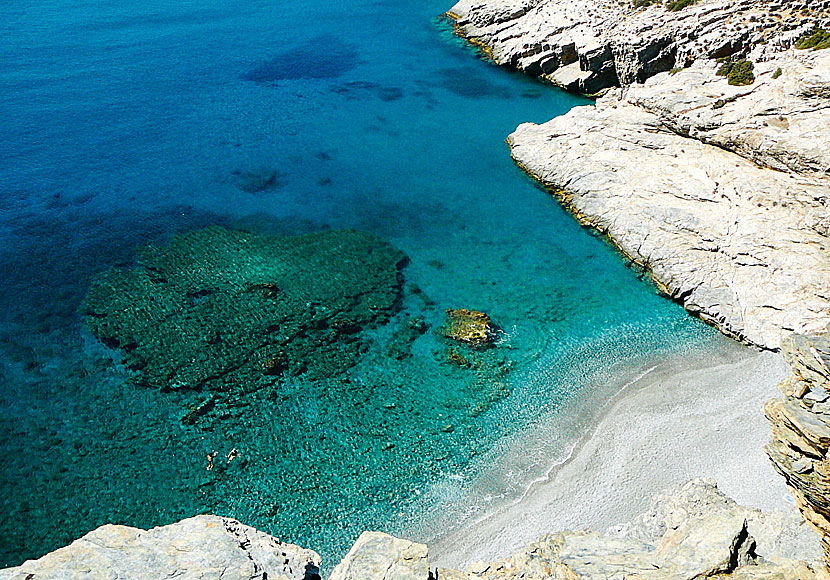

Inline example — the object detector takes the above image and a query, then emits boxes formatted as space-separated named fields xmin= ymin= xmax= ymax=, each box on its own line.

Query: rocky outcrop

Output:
xmin=501 ymin=41 xmax=830 ymax=350
xmin=766 ymin=325 xmax=830 ymax=574
xmin=2 ymin=481 xmax=821 ymax=580
xmin=623 ymin=49 xmax=830 ymax=177
xmin=0 ymin=515 xmax=322 ymax=580
xmin=447 ymin=0 xmax=830 ymax=351
xmin=455 ymin=479 xmax=820 ymax=580
xmin=328 ymin=532 xmax=429 ymax=580
xmin=447 ymin=0 xmax=830 ymax=95
xmin=506 ymin=60 xmax=830 ymax=348
xmin=443 ymin=308 xmax=498 ymax=348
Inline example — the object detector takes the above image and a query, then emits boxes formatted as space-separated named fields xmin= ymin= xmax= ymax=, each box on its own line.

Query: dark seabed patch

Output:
xmin=232 ymin=167 xmax=288 ymax=193
xmin=435 ymin=67 xmax=514 ymax=99
xmin=242 ymin=35 xmax=360 ymax=83
xmin=332 ymin=80 xmax=405 ymax=102
xmin=0 ymin=206 xmax=228 ymax=335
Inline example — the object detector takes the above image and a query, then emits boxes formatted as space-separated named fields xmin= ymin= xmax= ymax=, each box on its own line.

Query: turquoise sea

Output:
xmin=0 ymin=0 xmax=722 ymax=569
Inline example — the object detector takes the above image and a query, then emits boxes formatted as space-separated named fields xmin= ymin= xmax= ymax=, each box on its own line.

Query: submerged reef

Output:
xmin=73 ymin=226 xmax=518 ymax=562
xmin=81 ymin=226 xmax=406 ymax=394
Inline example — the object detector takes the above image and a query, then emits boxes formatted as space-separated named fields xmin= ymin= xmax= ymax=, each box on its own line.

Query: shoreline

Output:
xmin=423 ymin=342 xmax=792 ymax=569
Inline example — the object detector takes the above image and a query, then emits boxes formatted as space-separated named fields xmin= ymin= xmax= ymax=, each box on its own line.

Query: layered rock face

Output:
xmin=1 ymin=480 xmax=821 ymax=579
xmin=766 ymin=325 xmax=830 ymax=574
xmin=450 ymin=479 xmax=821 ymax=580
xmin=507 ymin=49 xmax=830 ymax=349
xmin=448 ymin=0 xmax=830 ymax=94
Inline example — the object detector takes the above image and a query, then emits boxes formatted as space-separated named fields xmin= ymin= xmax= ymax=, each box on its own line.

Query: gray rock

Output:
xmin=327 ymin=532 xmax=429 ymax=580
xmin=608 ymin=478 xmax=822 ymax=564
xmin=0 ymin=515 xmax=321 ymax=580
xmin=655 ymin=513 xmax=756 ymax=577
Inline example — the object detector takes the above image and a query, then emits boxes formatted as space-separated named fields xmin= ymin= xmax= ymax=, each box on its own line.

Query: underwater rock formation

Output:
xmin=766 ymin=325 xmax=830 ymax=575
xmin=81 ymin=226 xmax=406 ymax=393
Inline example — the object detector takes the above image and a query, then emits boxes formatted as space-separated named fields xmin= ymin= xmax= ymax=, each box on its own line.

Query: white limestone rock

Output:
xmin=625 ymin=50 xmax=830 ymax=176
xmin=0 ymin=515 xmax=322 ymax=580
xmin=507 ymin=85 xmax=830 ymax=349
xmin=448 ymin=0 xmax=830 ymax=94
xmin=327 ymin=531 xmax=429 ymax=580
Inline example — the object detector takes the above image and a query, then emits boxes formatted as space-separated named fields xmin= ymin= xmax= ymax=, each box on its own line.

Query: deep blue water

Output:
xmin=0 ymin=0 xmax=721 ymax=569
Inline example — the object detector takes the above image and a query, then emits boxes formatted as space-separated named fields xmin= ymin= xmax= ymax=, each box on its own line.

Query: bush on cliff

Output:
xmin=716 ymin=58 xmax=755 ymax=86
xmin=796 ymin=29 xmax=830 ymax=50
xmin=667 ymin=0 xmax=696 ymax=11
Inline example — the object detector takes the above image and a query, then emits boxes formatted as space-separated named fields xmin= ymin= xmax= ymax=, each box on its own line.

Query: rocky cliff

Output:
xmin=0 ymin=480 xmax=822 ymax=579
xmin=506 ymin=49 xmax=830 ymax=350
xmin=448 ymin=0 xmax=830 ymax=95
xmin=766 ymin=325 xmax=830 ymax=574
xmin=448 ymin=0 xmax=830 ymax=350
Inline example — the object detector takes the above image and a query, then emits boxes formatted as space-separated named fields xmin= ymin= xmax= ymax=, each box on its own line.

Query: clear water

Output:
xmin=0 ymin=0 xmax=720 ymax=569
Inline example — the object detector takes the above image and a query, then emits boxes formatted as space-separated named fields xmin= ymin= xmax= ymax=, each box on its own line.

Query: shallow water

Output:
xmin=0 ymin=0 xmax=719 ymax=569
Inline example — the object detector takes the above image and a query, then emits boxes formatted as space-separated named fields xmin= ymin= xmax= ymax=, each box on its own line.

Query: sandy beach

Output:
xmin=427 ymin=343 xmax=792 ymax=569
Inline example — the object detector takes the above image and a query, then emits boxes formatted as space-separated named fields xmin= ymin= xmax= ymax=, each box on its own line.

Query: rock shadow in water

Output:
xmin=242 ymin=35 xmax=360 ymax=84
xmin=232 ymin=167 xmax=288 ymax=193
xmin=434 ymin=67 xmax=514 ymax=99
xmin=331 ymin=80 xmax=405 ymax=102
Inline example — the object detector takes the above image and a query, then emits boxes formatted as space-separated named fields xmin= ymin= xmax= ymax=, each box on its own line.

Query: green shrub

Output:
xmin=729 ymin=60 xmax=754 ymax=85
xmin=669 ymin=67 xmax=683 ymax=75
xmin=716 ymin=58 xmax=755 ymax=85
xmin=667 ymin=0 xmax=695 ymax=11
xmin=772 ymin=67 xmax=782 ymax=79
xmin=795 ymin=29 xmax=830 ymax=50
xmin=633 ymin=0 xmax=659 ymax=7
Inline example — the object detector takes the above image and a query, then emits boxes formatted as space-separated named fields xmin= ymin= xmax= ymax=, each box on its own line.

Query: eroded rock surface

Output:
xmin=448 ymin=0 xmax=830 ymax=350
xmin=507 ymin=73 xmax=830 ymax=349
xmin=448 ymin=0 xmax=830 ymax=94
xmin=453 ymin=479 xmax=820 ymax=580
xmin=0 ymin=515 xmax=322 ymax=580
xmin=767 ymin=325 xmax=830 ymax=574
xmin=328 ymin=532 xmax=429 ymax=580
xmin=624 ymin=49 xmax=830 ymax=176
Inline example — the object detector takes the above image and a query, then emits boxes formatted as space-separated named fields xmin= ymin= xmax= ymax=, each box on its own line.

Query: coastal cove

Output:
xmin=0 ymin=0 xmax=734 ymax=569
